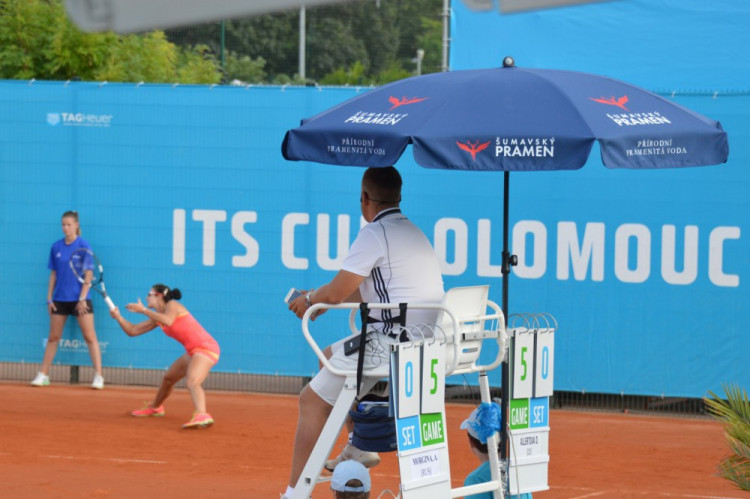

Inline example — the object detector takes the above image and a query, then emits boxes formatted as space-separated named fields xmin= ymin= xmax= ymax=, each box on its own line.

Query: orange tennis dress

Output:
xmin=159 ymin=313 xmax=220 ymax=363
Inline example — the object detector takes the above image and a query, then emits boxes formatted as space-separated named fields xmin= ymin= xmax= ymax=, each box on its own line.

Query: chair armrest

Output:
xmin=448 ymin=299 xmax=507 ymax=376
xmin=471 ymin=299 xmax=507 ymax=372
xmin=302 ymin=302 xmax=462 ymax=376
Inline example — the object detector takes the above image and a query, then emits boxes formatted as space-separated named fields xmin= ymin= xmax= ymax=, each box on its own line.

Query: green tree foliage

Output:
xmin=704 ymin=384 xmax=750 ymax=491
xmin=372 ymin=62 xmax=412 ymax=85
xmin=166 ymin=0 xmax=443 ymax=85
xmin=305 ymin=12 xmax=370 ymax=81
xmin=0 ymin=0 xmax=221 ymax=83
xmin=319 ymin=60 xmax=368 ymax=86
xmin=175 ymin=44 xmax=223 ymax=84
xmin=417 ymin=15 xmax=444 ymax=74
xmin=225 ymin=14 xmax=298 ymax=82
xmin=224 ymin=51 xmax=267 ymax=84
xmin=166 ymin=16 xmax=293 ymax=83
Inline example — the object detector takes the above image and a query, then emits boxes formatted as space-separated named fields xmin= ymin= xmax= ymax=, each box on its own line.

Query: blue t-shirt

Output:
xmin=464 ymin=461 xmax=533 ymax=499
xmin=48 ymin=237 xmax=91 ymax=302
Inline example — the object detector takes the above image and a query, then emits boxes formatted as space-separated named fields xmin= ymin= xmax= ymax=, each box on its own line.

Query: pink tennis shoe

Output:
xmin=131 ymin=404 xmax=165 ymax=417
xmin=182 ymin=412 xmax=214 ymax=429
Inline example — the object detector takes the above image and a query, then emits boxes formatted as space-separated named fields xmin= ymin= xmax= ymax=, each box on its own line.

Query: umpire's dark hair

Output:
xmin=467 ymin=432 xmax=491 ymax=454
xmin=333 ymin=481 xmax=370 ymax=499
xmin=362 ymin=166 xmax=402 ymax=205
xmin=333 ymin=485 xmax=369 ymax=499
xmin=152 ymin=284 xmax=182 ymax=302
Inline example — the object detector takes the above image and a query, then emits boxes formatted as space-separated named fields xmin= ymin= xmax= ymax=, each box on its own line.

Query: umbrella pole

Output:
xmin=501 ymin=171 xmax=511 ymax=462
xmin=502 ymin=171 xmax=510 ymax=324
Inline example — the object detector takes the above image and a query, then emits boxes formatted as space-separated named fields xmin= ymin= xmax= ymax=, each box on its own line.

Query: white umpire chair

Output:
xmin=291 ymin=285 xmax=507 ymax=499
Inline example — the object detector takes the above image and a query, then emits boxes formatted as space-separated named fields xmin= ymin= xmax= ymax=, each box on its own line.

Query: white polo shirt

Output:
xmin=342 ymin=207 xmax=445 ymax=335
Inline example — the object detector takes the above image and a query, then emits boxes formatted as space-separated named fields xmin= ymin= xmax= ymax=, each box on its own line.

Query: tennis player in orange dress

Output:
xmin=109 ymin=283 xmax=220 ymax=429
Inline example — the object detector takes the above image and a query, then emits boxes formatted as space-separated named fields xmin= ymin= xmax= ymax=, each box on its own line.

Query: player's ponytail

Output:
xmin=152 ymin=283 xmax=181 ymax=302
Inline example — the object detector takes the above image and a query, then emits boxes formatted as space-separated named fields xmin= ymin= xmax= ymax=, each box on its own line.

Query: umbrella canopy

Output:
xmin=282 ymin=61 xmax=728 ymax=171
xmin=281 ymin=59 xmax=729 ymax=317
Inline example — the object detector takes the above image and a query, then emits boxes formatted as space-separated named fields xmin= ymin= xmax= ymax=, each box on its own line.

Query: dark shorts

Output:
xmin=51 ymin=300 xmax=93 ymax=316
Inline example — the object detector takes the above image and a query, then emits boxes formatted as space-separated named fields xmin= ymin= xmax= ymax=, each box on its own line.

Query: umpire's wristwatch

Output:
xmin=304 ymin=291 xmax=313 ymax=308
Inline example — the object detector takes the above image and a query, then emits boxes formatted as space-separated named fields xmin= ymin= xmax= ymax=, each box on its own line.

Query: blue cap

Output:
xmin=331 ymin=460 xmax=371 ymax=493
xmin=460 ymin=402 xmax=502 ymax=444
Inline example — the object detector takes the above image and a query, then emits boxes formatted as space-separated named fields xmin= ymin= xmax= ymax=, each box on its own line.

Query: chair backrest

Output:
xmin=434 ymin=285 xmax=490 ymax=375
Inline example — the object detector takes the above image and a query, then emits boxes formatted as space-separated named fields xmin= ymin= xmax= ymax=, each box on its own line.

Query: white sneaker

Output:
xmin=31 ymin=372 xmax=50 ymax=387
xmin=91 ymin=374 xmax=104 ymax=390
xmin=325 ymin=443 xmax=381 ymax=471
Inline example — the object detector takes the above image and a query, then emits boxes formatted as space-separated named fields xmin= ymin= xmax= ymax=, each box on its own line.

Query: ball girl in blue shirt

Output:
xmin=31 ymin=211 xmax=104 ymax=389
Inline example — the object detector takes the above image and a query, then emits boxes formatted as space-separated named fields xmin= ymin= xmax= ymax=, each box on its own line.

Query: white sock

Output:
xmin=285 ymin=485 xmax=294 ymax=497
xmin=348 ymin=432 xmax=353 ymax=444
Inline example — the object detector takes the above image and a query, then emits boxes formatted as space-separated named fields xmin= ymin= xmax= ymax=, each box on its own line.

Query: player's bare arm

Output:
xmin=128 ymin=298 xmax=181 ymax=326
xmin=109 ymin=306 xmax=157 ymax=336
xmin=47 ymin=270 xmax=57 ymax=312
xmin=76 ymin=269 xmax=93 ymax=315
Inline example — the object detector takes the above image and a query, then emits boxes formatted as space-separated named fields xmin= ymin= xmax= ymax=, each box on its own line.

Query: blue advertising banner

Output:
xmin=0 ymin=79 xmax=746 ymax=397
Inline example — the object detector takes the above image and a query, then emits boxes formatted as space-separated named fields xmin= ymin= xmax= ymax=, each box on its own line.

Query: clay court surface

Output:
xmin=1 ymin=382 xmax=742 ymax=498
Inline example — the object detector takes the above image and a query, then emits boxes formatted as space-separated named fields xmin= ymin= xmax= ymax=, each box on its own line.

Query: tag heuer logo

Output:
xmin=47 ymin=113 xmax=61 ymax=126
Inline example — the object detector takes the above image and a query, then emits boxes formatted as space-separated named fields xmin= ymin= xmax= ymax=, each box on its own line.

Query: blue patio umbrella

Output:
xmin=283 ymin=57 xmax=728 ymax=319
xmin=281 ymin=57 xmax=729 ymax=456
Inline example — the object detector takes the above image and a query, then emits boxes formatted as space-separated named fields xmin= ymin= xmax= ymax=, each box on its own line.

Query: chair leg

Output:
xmin=480 ymin=371 xmax=505 ymax=499
xmin=291 ymin=375 xmax=358 ymax=499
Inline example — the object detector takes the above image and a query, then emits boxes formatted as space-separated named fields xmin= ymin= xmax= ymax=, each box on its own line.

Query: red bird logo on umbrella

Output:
xmin=388 ymin=96 xmax=428 ymax=110
xmin=456 ymin=140 xmax=490 ymax=161
xmin=590 ymin=95 xmax=629 ymax=111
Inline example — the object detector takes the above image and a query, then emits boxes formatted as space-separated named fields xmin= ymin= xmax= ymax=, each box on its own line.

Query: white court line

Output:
xmin=104 ymin=457 xmax=167 ymax=465
xmin=569 ymin=492 xmax=606 ymax=499
xmin=44 ymin=454 xmax=166 ymax=465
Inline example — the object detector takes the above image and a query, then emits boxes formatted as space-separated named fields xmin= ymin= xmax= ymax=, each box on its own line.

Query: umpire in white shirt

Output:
xmin=285 ymin=166 xmax=445 ymax=498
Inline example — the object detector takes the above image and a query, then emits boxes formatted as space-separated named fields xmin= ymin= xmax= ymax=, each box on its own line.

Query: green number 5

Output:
xmin=430 ymin=358 xmax=438 ymax=394
xmin=520 ymin=346 xmax=528 ymax=381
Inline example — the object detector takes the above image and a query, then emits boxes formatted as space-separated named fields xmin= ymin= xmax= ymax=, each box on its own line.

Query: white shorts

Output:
xmin=309 ymin=331 xmax=398 ymax=406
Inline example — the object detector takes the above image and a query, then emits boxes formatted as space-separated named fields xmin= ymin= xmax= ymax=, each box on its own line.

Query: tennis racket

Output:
xmin=69 ymin=248 xmax=115 ymax=311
